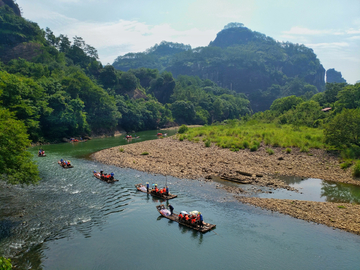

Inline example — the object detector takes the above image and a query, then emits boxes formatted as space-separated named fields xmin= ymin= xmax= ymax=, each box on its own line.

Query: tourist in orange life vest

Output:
xmin=185 ymin=214 xmax=189 ymax=223
xmin=155 ymin=186 xmax=159 ymax=193
xmin=178 ymin=213 xmax=183 ymax=220
xmin=159 ymin=189 xmax=163 ymax=194
xmin=191 ymin=217 xmax=197 ymax=225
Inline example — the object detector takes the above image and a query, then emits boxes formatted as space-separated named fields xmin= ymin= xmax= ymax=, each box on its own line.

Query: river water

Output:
xmin=1 ymin=130 xmax=360 ymax=269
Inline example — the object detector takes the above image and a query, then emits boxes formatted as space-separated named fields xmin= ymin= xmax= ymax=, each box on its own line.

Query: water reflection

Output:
xmin=321 ymin=181 xmax=360 ymax=204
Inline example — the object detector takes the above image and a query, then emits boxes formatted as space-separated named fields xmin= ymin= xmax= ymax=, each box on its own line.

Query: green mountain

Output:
xmin=0 ymin=1 xmax=251 ymax=144
xmin=113 ymin=23 xmax=325 ymax=111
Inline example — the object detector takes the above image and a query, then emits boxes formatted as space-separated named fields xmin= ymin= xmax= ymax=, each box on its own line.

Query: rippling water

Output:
xmin=1 ymin=130 xmax=360 ymax=269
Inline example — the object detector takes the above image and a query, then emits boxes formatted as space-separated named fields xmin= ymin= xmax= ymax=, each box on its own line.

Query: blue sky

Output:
xmin=16 ymin=0 xmax=360 ymax=84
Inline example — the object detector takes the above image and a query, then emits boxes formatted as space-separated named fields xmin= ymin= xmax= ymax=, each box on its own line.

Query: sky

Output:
xmin=16 ymin=0 xmax=360 ymax=84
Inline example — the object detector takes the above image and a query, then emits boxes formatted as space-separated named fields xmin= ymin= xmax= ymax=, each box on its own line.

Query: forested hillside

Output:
xmin=113 ymin=22 xmax=326 ymax=111
xmin=0 ymin=1 xmax=253 ymax=184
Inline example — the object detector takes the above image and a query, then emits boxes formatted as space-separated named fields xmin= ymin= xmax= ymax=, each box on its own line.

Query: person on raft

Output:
xmin=169 ymin=204 xmax=174 ymax=215
xmin=146 ymin=182 xmax=149 ymax=192
xmin=197 ymin=212 xmax=203 ymax=227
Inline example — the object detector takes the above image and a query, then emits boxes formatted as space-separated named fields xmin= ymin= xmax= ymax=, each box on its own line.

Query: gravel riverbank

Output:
xmin=92 ymin=136 xmax=360 ymax=234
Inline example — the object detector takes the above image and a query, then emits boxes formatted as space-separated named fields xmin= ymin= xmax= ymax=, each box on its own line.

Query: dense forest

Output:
xmin=0 ymin=1 xmax=251 ymax=184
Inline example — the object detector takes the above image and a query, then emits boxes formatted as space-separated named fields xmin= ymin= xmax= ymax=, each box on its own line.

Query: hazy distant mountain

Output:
xmin=326 ymin=68 xmax=347 ymax=83
xmin=113 ymin=23 xmax=325 ymax=111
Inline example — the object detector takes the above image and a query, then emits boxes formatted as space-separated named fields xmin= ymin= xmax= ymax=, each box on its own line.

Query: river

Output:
xmin=1 ymin=130 xmax=360 ymax=269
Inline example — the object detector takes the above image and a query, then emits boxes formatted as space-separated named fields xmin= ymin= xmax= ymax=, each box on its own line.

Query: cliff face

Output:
xmin=0 ymin=0 xmax=21 ymax=16
xmin=0 ymin=0 xmax=46 ymax=63
xmin=113 ymin=25 xmax=326 ymax=111
xmin=326 ymin=68 xmax=347 ymax=83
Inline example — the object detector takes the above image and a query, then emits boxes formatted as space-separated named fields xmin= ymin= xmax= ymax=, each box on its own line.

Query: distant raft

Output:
xmin=135 ymin=184 xmax=177 ymax=200
xmin=156 ymin=204 xmax=216 ymax=233
xmin=93 ymin=172 xmax=118 ymax=183
xmin=58 ymin=160 xmax=73 ymax=168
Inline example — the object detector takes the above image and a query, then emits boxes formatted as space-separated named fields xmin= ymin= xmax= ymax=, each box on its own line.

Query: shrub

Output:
xmin=340 ymin=160 xmax=352 ymax=170
xmin=205 ymin=140 xmax=211 ymax=147
xmin=337 ymin=205 xmax=346 ymax=209
xmin=266 ymin=148 xmax=274 ymax=155
xmin=286 ymin=148 xmax=292 ymax=154
xmin=0 ymin=257 xmax=12 ymax=270
xmin=300 ymin=146 xmax=309 ymax=153
xmin=178 ymin=125 xmax=189 ymax=134
xmin=250 ymin=145 xmax=258 ymax=151
xmin=179 ymin=135 xmax=184 ymax=141
xmin=141 ymin=152 xmax=149 ymax=155
xmin=243 ymin=141 xmax=249 ymax=148
xmin=119 ymin=148 xmax=124 ymax=152
xmin=353 ymin=160 xmax=360 ymax=177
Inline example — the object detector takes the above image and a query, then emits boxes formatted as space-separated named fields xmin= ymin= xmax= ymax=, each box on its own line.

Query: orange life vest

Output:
xmin=179 ymin=214 xmax=183 ymax=219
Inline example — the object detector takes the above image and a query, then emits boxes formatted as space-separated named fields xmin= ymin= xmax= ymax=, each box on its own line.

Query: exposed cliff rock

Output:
xmin=326 ymin=68 xmax=347 ymax=83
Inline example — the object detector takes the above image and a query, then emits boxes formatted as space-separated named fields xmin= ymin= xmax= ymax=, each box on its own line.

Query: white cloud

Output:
xmin=49 ymin=17 xmax=217 ymax=64
xmin=283 ymin=26 xmax=328 ymax=36
xmin=305 ymin=42 xmax=350 ymax=49
xmin=346 ymin=28 xmax=360 ymax=34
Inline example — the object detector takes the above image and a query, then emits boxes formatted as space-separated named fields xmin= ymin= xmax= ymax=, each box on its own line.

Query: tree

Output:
xmin=171 ymin=100 xmax=196 ymax=123
xmin=0 ymin=108 xmax=40 ymax=185
xmin=324 ymin=108 xmax=360 ymax=147
xmin=334 ymin=83 xmax=360 ymax=112
xmin=270 ymin=95 xmax=303 ymax=114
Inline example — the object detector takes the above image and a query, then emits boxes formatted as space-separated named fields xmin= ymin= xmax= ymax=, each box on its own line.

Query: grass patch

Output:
xmin=178 ymin=122 xmax=327 ymax=153
xmin=205 ymin=140 xmax=211 ymax=147
xmin=119 ymin=148 xmax=124 ymax=152
xmin=337 ymin=205 xmax=346 ymax=209
xmin=353 ymin=160 xmax=360 ymax=177
xmin=141 ymin=152 xmax=149 ymax=155
xmin=340 ymin=160 xmax=352 ymax=170
xmin=266 ymin=148 xmax=275 ymax=155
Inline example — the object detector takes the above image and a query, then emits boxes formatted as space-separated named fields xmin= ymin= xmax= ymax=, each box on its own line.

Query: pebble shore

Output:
xmin=92 ymin=136 xmax=360 ymax=234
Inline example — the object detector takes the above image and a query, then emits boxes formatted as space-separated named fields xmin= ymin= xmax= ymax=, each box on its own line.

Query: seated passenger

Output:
xmin=178 ymin=213 xmax=183 ymax=220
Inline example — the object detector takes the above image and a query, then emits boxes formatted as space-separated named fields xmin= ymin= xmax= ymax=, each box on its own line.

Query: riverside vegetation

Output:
xmin=0 ymin=1 xmax=359 ymax=186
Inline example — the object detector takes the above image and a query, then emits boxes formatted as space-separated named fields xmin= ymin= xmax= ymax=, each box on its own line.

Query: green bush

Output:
xmin=141 ymin=152 xmax=149 ymax=155
xmin=353 ymin=160 xmax=360 ymax=177
xmin=340 ymin=160 xmax=352 ymax=170
xmin=266 ymin=148 xmax=274 ymax=155
xmin=286 ymin=148 xmax=292 ymax=153
xmin=250 ymin=145 xmax=258 ymax=151
xmin=119 ymin=148 xmax=124 ymax=152
xmin=205 ymin=140 xmax=211 ymax=147
xmin=179 ymin=135 xmax=184 ymax=141
xmin=178 ymin=125 xmax=189 ymax=134
xmin=300 ymin=145 xmax=309 ymax=153
xmin=243 ymin=141 xmax=249 ymax=148
xmin=0 ymin=257 xmax=12 ymax=270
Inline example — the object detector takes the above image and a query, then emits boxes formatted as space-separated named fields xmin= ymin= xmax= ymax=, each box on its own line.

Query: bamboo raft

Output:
xmin=135 ymin=184 xmax=177 ymax=200
xmin=156 ymin=204 xmax=216 ymax=233
xmin=94 ymin=173 xmax=118 ymax=183
xmin=58 ymin=161 xmax=73 ymax=168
